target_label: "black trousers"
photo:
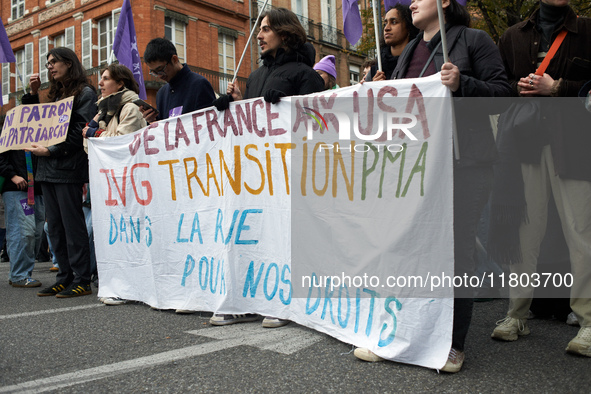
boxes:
[41,182,91,285]
[452,166,493,351]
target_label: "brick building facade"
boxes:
[1,0,367,115]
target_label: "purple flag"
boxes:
[0,17,16,106]
[384,0,465,10]
[343,0,363,46]
[384,0,411,9]
[112,0,147,99]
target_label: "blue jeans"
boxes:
[3,192,45,281]
[44,221,58,267]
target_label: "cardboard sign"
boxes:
[0,96,74,153]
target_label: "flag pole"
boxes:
[372,0,382,72]
[436,0,459,159]
[232,0,270,84]
[15,64,27,94]
[436,0,449,63]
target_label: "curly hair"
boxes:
[259,8,307,52]
[381,4,420,47]
[46,47,95,101]
[101,64,140,94]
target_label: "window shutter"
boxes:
[81,20,92,69]
[65,26,75,51]
[25,43,34,82]
[2,63,10,98]
[111,8,121,63]
[39,36,49,83]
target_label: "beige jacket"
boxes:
[97,89,147,138]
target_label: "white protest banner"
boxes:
[89,73,454,369]
[0,96,74,153]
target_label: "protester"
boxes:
[361,59,377,82]
[0,145,45,288]
[213,7,324,111]
[141,38,216,122]
[83,64,146,139]
[364,4,418,82]
[354,0,512,372]
[313,55,339,90]
[25,47,97,298]
[490,0,591,358]
[212,7,324,328]
[82,64,147,305]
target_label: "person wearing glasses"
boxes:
[141,38,216,123]
[23,47,97,298]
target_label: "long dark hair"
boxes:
[47,47,94,101]
[445,0,471,27]
[379,4,420,48]
[260,8,307,52]
[101,64,140,94]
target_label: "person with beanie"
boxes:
[313,55,339,90]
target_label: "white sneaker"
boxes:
[566,327,591,357]
[440,348,465,373]
[491,316,530,341]
[566,312,580,327]
[103,297,128,306]
[261,316,290,328]
[353,348,384,362]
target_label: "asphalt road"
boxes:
[1,261,589,393]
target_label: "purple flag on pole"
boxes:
[0,17,16,106]
[112,0,147,99]
[342,0,363,46]
[384,0,465,10]
[384,0,411,10]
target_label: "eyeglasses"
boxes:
[45,59,62,69]
[148,61,171,77]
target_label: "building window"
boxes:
[349,64,360,85]
[218,33,235,93]
[11,0,25,20]
[165,17,186,63]
[98,12,120,65]
[54,34,65,48]
[2,64,11,101]
[14,49,25,91]
[321,0,338,44]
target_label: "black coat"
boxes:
[21,86,97,183]
[365,46,399,82]
[0,150,42,194]
[156,64,216,120]
[245,43,325,99]
[392,25,512,167]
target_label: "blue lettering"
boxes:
[337,285,350,328]
[181,254,195,287]
[378,297,402,347]
[235,209,262,245]
[321,279,336,324]
[243,261,264,298]
[279,264,291,305]
[199,256,209,291]
[263,263,279,300]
